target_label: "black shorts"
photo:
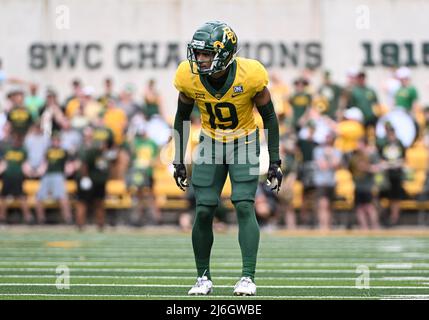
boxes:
[77,179,107,202]
[388,175,404,200]
[316,186,335,201]
[1,177,24,197]
[355,189,373,205]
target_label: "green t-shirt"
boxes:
[24,96,45,121]
[395,86,418,111]
[377,138,405,179]
[46,147,68,173]
[3,146,27,178]
[349,86,378,124]
[7,106,33,135]
[318,83,343,119]
[289,93,312,127]
[82,147,110,183]
[143,103,160,119]
[92,126,114,148]
[131,137,159,176]
[297,138,317,162]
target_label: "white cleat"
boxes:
[188,276,213,295]
[233,277,256,296]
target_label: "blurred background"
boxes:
[1,0,429,231]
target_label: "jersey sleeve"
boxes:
[173,60,190,94]
[251,60,269,95]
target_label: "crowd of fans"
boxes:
[258,66,428,230]
[0,58,428,231]
[0,65,170,230]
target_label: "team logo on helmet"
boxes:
[222,27,237,44]
[213,41,225,49]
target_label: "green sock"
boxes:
[234,201,260,282]
[192,205,217,280]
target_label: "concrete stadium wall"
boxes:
[0,0,428,117]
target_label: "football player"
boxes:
[173,21,282,296]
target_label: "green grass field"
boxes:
[0,226,428,300]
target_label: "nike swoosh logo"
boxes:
[231,93,242,97]
[245,139,256,145]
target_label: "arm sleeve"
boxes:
[256,100,280,163]
[173,97,194,164]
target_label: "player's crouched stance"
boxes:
[172,21,282,296]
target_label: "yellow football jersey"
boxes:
[174,57,269,142]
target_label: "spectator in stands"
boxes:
[334,107,365,162]
[381,66,400,109]
[313,132,342,230]
[277,131,298,229]
[297,120,318,226]
[338,67,358,119]
[5,90,33,138]
[269,72,290,123]
[318,70,343,120]
[349,137,381,230]
[39,89,67,136]
[0,59,28,111]
[75,129,112,231]
[82,86,103,123]
[69,98,90,131]
[126,125,161,225]
[24,83,44,121]
[394,67,419,115]
[118,84,140,119]
[143,79,166,121]
[60,119,82,156]
[24,121,50,178]
[66,86,102,124]
[289,77,312,132]
[255,181,279,229]
[98,77,118,111]
[127,108,147,141]
[91,116,117,169]
[35,133,73,224]
[63,78,83,109]
[348,71,379,129]
[103,98,129,179]
[377,122,405,226]
[0,135,33,224]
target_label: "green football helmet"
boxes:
[187,21,238,75]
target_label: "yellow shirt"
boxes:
[335,120,365,153]
[103,108,127,145]
[270,83,290,116]
[174,57,269,142]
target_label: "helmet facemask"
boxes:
[187,44,235,75]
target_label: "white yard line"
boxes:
[381,295,429,300]
[0,283,428,289]
[0,293,377,299]
[0,275,428,282]
[0,267,428,274]
[376,264,413,269]
[1,261,429,268]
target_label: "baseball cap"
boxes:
[344,107,364,123]
[396,67,411,80]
